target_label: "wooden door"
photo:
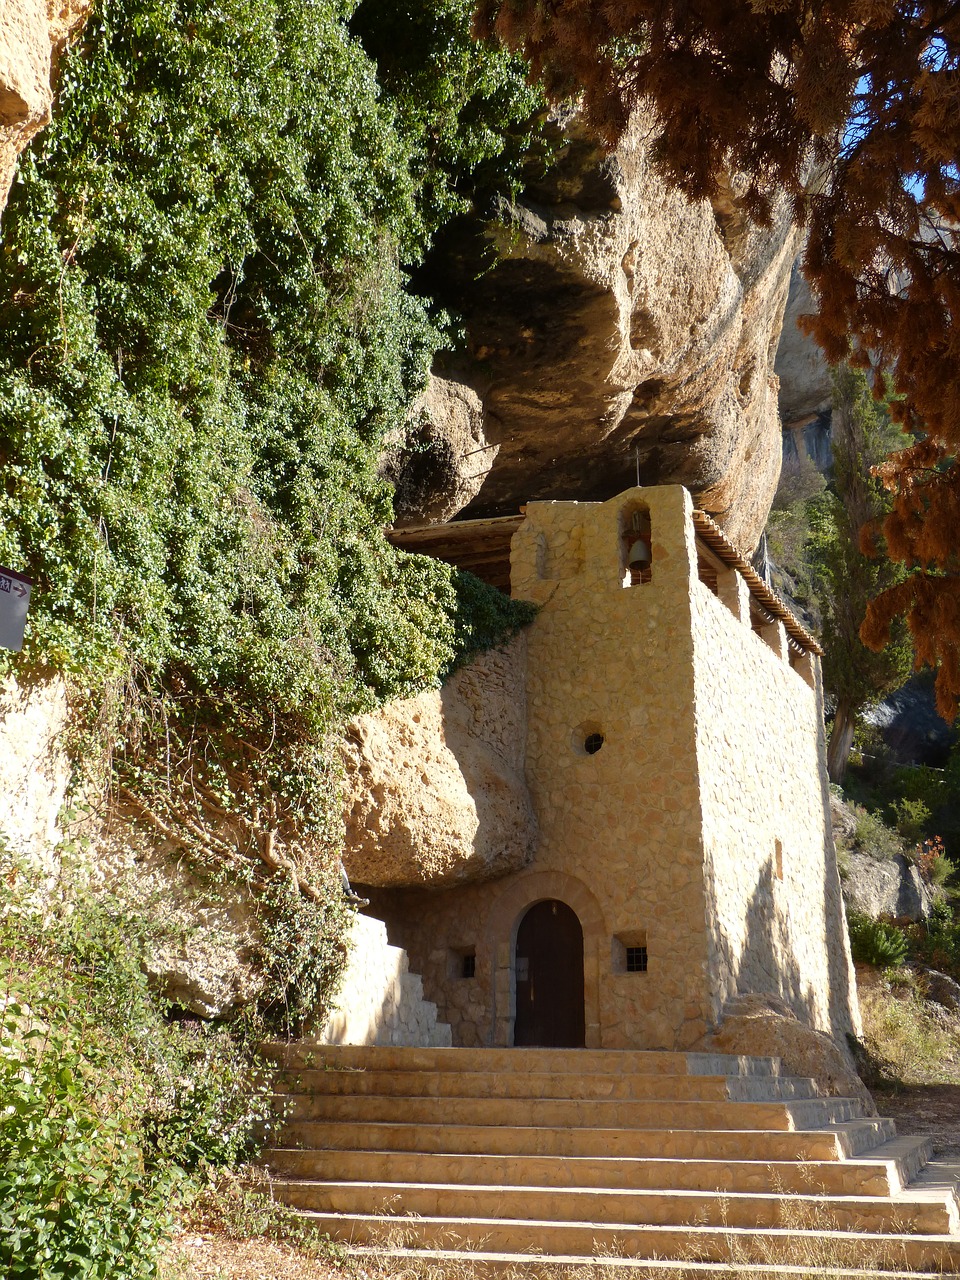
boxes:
[513,899,585,1047]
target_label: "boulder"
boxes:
[699,992,877,1115]
[0,0,90,214]
[97,843,265,1020]
[387,376,498,529]
[842,850,934,923]
[405,109,802,553]
[145,912,263,1020]
[341,636,538,887]
[916,967,960,1014]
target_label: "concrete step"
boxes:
[276,1090,864,1131]
[260,1042,785,1077]
[268,1177,960,1236]
[348,1245,960,1277]
[277,1116,898,1161]
[286,1211,960,1270]
[273,1067,821,1103]
[265,1134,933,1197]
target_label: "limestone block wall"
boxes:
[314,912,452,1048]
[690,584,860,1040]
[509,486,715,1050]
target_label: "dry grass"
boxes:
[164,1228,953,1280]
[858,967,960,1085]
[159,1169,954,1280]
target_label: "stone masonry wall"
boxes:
[690,581,861,1042]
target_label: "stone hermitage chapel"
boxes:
[337,485,861,1054]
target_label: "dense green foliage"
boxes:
[351,0,546,228]
[0,847,294,1278]
[0,12,543,1263]
[847,910,910,968]
[0,0,539,848]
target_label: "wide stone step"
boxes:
[349,1245,960,1278]
[278,1116,897,1161]
[260,1042,785,1078]
[277,1090,863,1131]
[287,1211,960,1270]
[269,1178,960,1236]
[265,1134,933,1197]
[274,1067,821,1103]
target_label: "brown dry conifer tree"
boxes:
[475,0,960,715]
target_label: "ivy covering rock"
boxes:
[0,0,539,890]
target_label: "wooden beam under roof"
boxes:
[387,515,524,593]
[692,509,823,656]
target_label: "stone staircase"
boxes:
[259,1043,960,1275]
[315,914,452,1048]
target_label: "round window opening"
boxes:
[584,732,605,755]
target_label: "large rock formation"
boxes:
[0,0,89,213]
[774,260,832,430]
[341,636,538,887]
[402,112,803,553]
[842,850,935,924]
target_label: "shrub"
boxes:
[0,1001,175,1280]
[858,972,960,1085]
[904,899,960,979]
[851,804,903,861]
[0,848,293,1275]
[890,796,932,845]
[847,910,909,967]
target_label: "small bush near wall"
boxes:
[0,842,348,1276]
[847,910,909,968]
[851,805,904,861]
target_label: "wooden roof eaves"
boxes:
[692,509,824,657]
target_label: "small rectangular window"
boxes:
[625,946,648,973]
[449,946,477,981]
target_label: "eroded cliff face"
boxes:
[0,0,89,212]
[393,112,803,553]
[774,261,832,431]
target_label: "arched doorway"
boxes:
[513,899,585,1047]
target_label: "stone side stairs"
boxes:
[258,1044,960,1275]
[315,914,452,1048]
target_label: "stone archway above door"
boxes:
[486,869,606,1048]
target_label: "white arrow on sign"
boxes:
[0,566,33,652]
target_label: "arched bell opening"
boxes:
[620,502,652,586]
